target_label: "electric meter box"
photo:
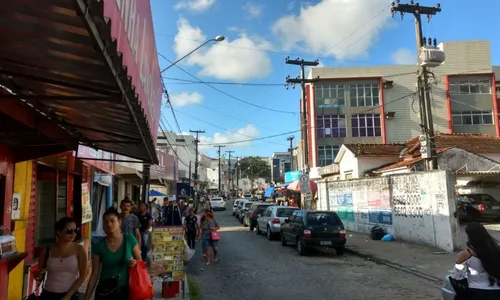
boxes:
[0,226,18,259]
[420,46,445,68]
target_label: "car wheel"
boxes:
[256,224,261,235]
[266,226,273,240]
[335,247,344,255]
[297,238,306,256]
[281,232,287,246]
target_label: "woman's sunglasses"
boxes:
[65,228,79,234]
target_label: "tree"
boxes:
[238,156,271,182]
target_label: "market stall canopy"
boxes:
[0,0,162,164]
[149,189,166,197]
[287,180,318,193]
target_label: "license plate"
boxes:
[493,206,500,210]
[320,241,332,246]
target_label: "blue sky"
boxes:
[151,0,500,158]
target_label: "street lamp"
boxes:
[287,135,295,171]
[160,35,225,73]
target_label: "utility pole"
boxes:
[391,1,441,170]
[188,161,192,185]
[190,129,205,208]
[225,150,234,195]
[215,145,225,192]
[286,57,319,210]
[287,135,295,171]
[235,157,240,196]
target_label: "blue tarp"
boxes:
[264,187,275,198]
[149,189,166,197]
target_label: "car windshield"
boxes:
[276,208,298,218]
[238,202,246,208]
[244,202,252,208]
[307,213,341,226]
[255,205,269,213]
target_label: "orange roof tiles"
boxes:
[343,143,405,157]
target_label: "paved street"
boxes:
[187,203,443,300]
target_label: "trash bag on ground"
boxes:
[370,225,386,241]
[381,233,393,241]
[184,240,195,262]
[129,261,154,300]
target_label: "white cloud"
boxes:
[272,0,392,60]
[173,18,272,81]
[170,92,203,107]
[391,48,416,65]
[243,2,264,19]
[199,125,260,150]
[174,0,215,12]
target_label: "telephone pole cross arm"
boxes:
[391,1,441,171]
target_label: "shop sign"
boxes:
[77,146,114,174]
[81,183,93,224]
[150,226,185,281]
[151,148,178,181]
[104,0,163,144]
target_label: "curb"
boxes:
[344,247,443,283]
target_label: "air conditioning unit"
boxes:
[420,46,445,68]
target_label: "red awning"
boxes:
[0,0,162,164]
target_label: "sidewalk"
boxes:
[78,274,190,299]
[344,230,456,282]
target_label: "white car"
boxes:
[233,198,246,216]
[244,193,252,199]
[210,197,226,211]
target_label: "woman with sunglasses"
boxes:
[36,217,88,300]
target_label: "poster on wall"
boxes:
[176,182,190,201]
[150,226,185,281]
[11,193,21,220]
[81,183,93,224]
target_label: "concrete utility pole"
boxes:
[225,150,234,193]
[286,57,319,210]
[391,1,441,170]
[235,157,240,195]
[215,145,225,192]
[287,135,295,171]
[190,129,205,208]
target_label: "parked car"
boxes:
[235,200,249,219]
[280,210,346,256]
[239,201,254,223]
[257,206,300,240]
[457,193,500,221]
[441,275,455,300]
[243,202,273,229]
[233,199,245,216]
[210,197,226,211]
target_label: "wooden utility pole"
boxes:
[286,57,319,210]
[391,1,441,170]
[225,150,234,194]
[214,145,225,192]
[287,135,295,171]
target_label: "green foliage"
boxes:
[188,277,202,300]
[238,156,271,180]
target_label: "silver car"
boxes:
[441,275,455,300]
[256,206,300,240]
[232,199,245,216]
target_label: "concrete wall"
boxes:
[318,170,460,252]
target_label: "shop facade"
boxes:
[1,1,162,299]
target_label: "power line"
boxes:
[157,52,297,115]
[172,108,288,147]
[199,130,301,146]
[163,77,284,86]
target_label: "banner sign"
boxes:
[150,226,185,281]
[81,183,93,224]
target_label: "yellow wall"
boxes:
[8,161,33,300]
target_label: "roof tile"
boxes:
[405,133,500,156]
[343,143,405,157]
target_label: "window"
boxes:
[350,84,380,107]
[306,212,341,226]
[317,145,340,167]
[315,84,345,108]
[351,114,382,137]
[451,111,493,125]
[316,115,347,138]
[294,212,304,224]
[276,207,298,218]
[449,80,491,94]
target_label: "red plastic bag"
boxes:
[129,261,154,300]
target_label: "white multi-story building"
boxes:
[157,131,196,180]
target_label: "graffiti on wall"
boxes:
[392,175,426,218]
[337,206,355,222]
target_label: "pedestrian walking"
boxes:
[184,208,198,249]
[119,199,141,247]
[451,222,500,299]
[83,208,142,300]
[198,211,220,265]
[35,217,88,300]
[137,203,152,261]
